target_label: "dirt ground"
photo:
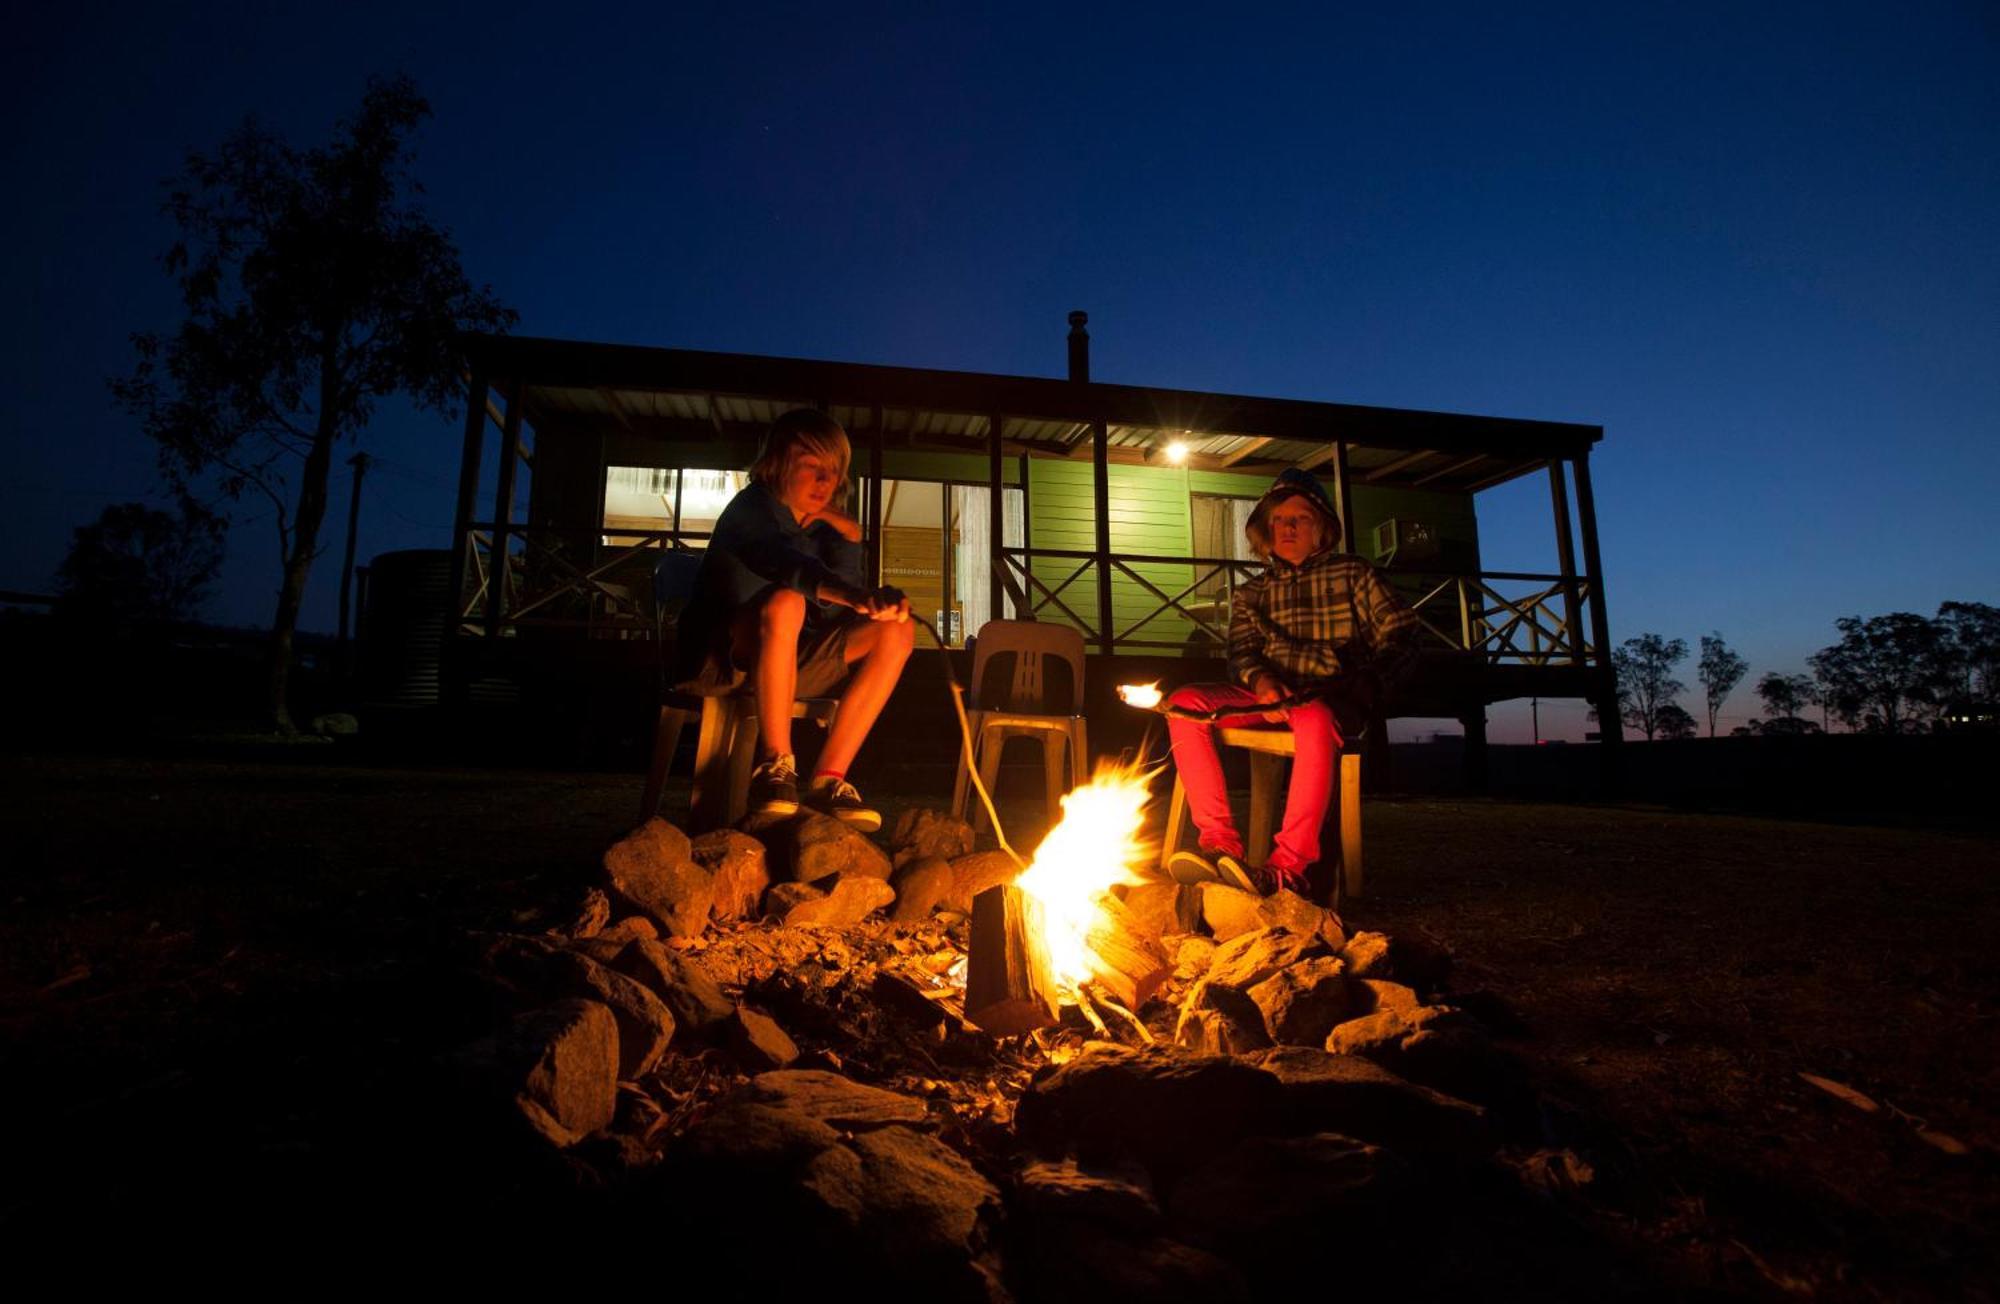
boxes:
[2,750,1994,1296]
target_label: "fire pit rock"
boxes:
[738,1068,932,1128]
[491,998,619,1147]
[545,950,677,1079]
[602,818,715,939]
[663,1079,1003,1300]
[555,886,613,939]
[1203,925,1334,992]
[1174,979,1274,1055]
[1246,955,1351,1046]
[612,937,735,1041]
[689,829,770,922]
[890,807,975,868]
[774,812,894,883]
[1165,1132,1414,1266]
[763,873,896,926]
[1015,1042,1287,1177]
[1199,883,1344,949]
[945,849,1023,912]
[1339,929,1454,992]
[1248,1045,1492,1159]
[727,1006,801,1070]
[888,855,955,922]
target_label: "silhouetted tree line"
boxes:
[1606,602,1998,741]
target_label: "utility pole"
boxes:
[337,452,372,673]
[1532,696,1541,744]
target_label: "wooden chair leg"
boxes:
[953,708,985,824]
[974,725,1006,837]
[1340,752,1364,899]
[951,750,971,823]
[1040,731,1065,826]
[1160,775,1190,870]
[726,709,762,827]
[689,698,735,833]
[640,705,689,823]
[1247,752,1283,866]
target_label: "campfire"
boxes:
[462,751,1536,1299]
[964,760,1169,1041]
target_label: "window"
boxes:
[870,479,1023,647]
[1189,493,1258,602]
[602,466,748,546]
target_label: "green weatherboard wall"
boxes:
[1020,461,1481,653]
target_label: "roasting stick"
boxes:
[908,611,1029,873]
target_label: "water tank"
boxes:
[358,549,452,705]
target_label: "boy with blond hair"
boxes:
[672,408,914,830]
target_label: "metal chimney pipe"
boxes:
[1067,310,1090,383]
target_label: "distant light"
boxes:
[1164,441,1190,464]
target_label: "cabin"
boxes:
[440,315,1618,777]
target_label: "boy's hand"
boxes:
[1252,673,1288,723]
[860,586,911,623]
[803,508,863,542]
[839,583,909,622]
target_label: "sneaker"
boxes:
[748,754,799,816]
[804,775,881,833]
[1168,846,1250,888]
[1214,856,1280,896]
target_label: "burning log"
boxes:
[965,884,1061,1037]
[1082,893,1171,1011]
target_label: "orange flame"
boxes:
[1012,759,1156,991]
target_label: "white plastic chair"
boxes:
[950,620,1088,830]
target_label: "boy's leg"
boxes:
[816,616,917,774]
[1271,699,1342,877]
[729,588,805,759]
[1165,682,1268,857]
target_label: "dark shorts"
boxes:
[676,617,857,700]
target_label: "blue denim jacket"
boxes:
[671,481,865,682]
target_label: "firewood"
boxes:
[1083,893,1171,1011]
[965,884,1061,1037]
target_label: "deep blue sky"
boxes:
[5,2,1995,738]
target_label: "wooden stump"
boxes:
[966,884,1061,1037]
[1083,893,1172,1010]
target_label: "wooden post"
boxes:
[486,382,524,638]
[867,403,885,587]
[445,369,488,705]
[1460,704,1489,793]
[1082,894,1170,1010]
[1331,440,1355,553]
[1571,450,1623,778]
[966,884,1061,1036]
[1548,460,1582,666]
[1092,420,1113,655]
[1338,752,1363,900]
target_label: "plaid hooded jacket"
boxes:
[1226,547,1422,697]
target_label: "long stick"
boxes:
[911,612,1027,872]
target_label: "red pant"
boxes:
[1166,682,1343,874]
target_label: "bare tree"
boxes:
[113,75,515,732]
[1697,633,1748,737]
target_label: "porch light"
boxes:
[1164,440,1190,464]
